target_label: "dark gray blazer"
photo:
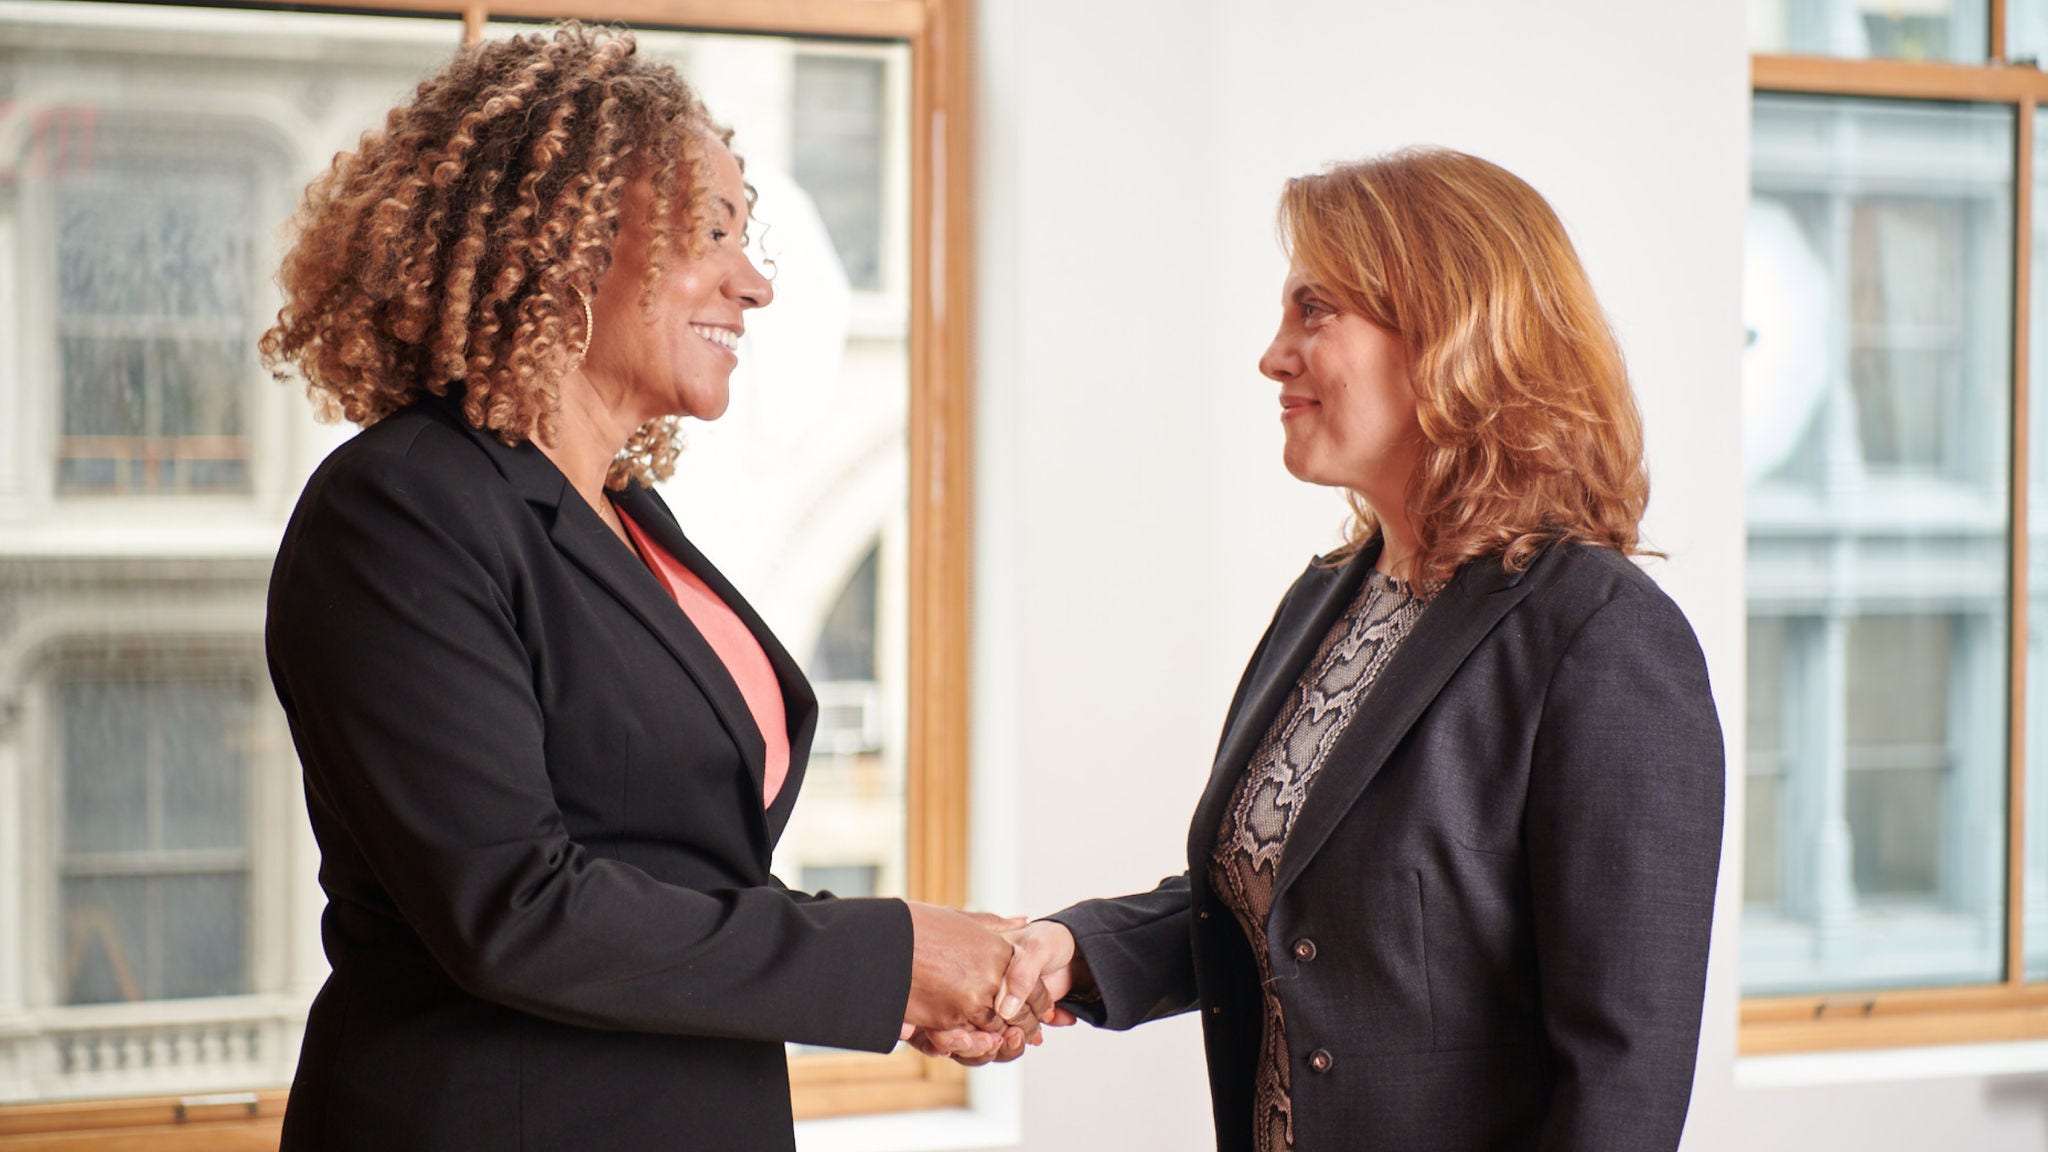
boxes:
[1050,539,1723,1152]
[267,396,913,1151]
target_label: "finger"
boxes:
[944,1027,1000,1058]
[1045,1005,1080,1027]
[900,1022,916,1042]
[954,1028,1001,1060]
[1022,978,1053,1024]
[991,1025,1029,1063]
[904,1030,947,1058]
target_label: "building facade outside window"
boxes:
[1745,0,2048,1050]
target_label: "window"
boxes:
[57,664,255,1007]
[1743,0,2048,1051]
[0,0,972,1142]
[793,55,890,292]
[55,143,260,494]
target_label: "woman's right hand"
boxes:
[902,903,1045,1045]
[906,920,1089,1066]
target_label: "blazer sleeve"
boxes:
[1525,585,1725,1152]
[1045,874,1200,1031]
[267,449,913,1052]
[1041,585,1296,1033]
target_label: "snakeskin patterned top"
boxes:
[1208,568,1427,1152]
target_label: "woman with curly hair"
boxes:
[260,24,1036,1151]
[978,150,1725,1152]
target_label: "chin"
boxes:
[1280,446,1338,489]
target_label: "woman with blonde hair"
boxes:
[984,148,1724,1151]
[260,23,1037,1151]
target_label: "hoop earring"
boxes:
[566,285,594,373]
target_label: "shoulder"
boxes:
[293,403,527,529]
[1508,544,1710,698]
[1525,540,1681,619]
[278,403,529,581]
[1486,542,1703,666]
[313,403,504,492]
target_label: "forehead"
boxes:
[1280,266,1322,300]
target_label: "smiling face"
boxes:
[578,136,772,426]
[1258,266,1425,509]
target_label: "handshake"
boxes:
[897,903,1091,1065]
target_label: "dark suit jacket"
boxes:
[1051,539,1724,1152]
[265,396,913,1151]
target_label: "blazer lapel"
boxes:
[1270,553,1535,902]
[617,484,821,840]
[426,402,774,816]
[1187,544,1380,865]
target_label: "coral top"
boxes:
[617,508,790,807]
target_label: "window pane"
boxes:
[1744,94,2012,996]
[604,27,915,910]
[55,148,261,494]
[2025,109,2048,981]
[2007,2,2048,61]
[1751,0,1989,61]
[1747,618,1788,906]
[158,678,252,853]
[60,874,247,1005]
[792,55,888,290]
[1,0,458,1104]
[61,681,151,856]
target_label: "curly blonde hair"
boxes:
[260,22,733,488]
[1279,148,1652,583]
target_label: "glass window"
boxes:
[1744,93,2013,996]
[1750,0,1990,61]
[792,53,889,291]
[604,26,914,907]
[55,145,261,494]
[2025,108,2048,981]
[57,668,254,1005]
[0,0,458,1109]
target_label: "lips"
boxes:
[1280,394,1319,418]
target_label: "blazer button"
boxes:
[1199,910,1211,920]
[1292,938,1317,962]
[1307,1048,1334,1073]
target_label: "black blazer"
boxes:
[265,396,913,1151]
[1051,540,1724,1152]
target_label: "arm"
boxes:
[270,451,915,1052]
[1526,587,1725,1152]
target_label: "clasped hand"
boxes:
[898,904,1085,1065]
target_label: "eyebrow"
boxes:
[1288,281,1326,305]
[716,196,739,223]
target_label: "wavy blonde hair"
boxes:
[259,22,733,488]
[1280,148,1651,582]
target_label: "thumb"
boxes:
[996,932,1052,1021]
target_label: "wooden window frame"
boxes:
[0,0,974,1143]
[1743,1,2048,1056]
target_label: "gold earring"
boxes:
[567,285,594,372]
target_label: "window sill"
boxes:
[796,1064,1017,1152]
[1737,1038,2048,1088]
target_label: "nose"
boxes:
[731,252,774,310]
[1259,331,1296,383]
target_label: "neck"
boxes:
[1372,507,1421,584]
[541,369,642,510]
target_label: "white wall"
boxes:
[971,0,1750,1148]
